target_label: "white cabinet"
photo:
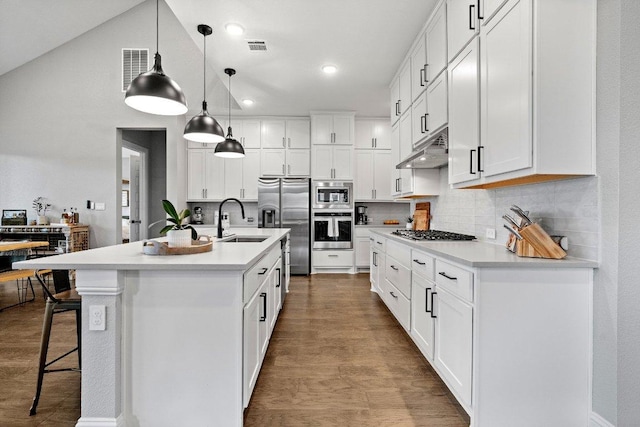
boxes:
[224,149,260,200]
[425,2,448,83]
[187,149,224,201]
[410,73,448,147]
[433,286,473,407]
[355,150,392,201]
[311,113,354,145]
[311,145,353,180]
[261,119,311,177]
[411,273,436,361]
[398,112,413,194]
[389,77,401,124]
[369,236,385,294]
[242,277,265,408]
[481,0,509,24]
[268,260,282,332]
[355,237,370,268]
[447,0,479,63]
[261,120,287,148]
[390,122,401,198]
[312,250,354,268]
[448,38,480,185]
[261,119,310,149]
[261,148,310,177]
[215,119,261,149]
[286,149,311,176]
[410,35,427,103]
[355,119,391,150]
[389,59,412,124]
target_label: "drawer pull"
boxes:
[260,292,267,321]
[412,259,426,266]
[276,268,281,287]
[258,267,268,275]
[425,287,432,313]
[430,292,437,318]
[390,265,398,271]
[328,254,339,258]
[376,241,383,245]
[438,271,457,281]
[390,291,398,299]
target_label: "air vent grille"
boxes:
[247,40,267,51]
[122,48,149,92]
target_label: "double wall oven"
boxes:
[312,181,353,249]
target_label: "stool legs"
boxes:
[29,300,55,416]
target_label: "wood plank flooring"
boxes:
[0,273,469,426]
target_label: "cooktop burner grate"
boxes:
[391,229,476,241]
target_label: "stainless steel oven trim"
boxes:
[312,181,353,210]
[312,211,354,250]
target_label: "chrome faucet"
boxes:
[217,198,245,238]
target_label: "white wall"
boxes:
[0,0,200,248]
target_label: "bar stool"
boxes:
[29,270,81,416]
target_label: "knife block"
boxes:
[516,223,567,259]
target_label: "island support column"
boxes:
[75,270,125,427]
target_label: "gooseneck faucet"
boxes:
[217,198,245,238]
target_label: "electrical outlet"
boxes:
[486,228,496,239]
[95,202,106,211]
[89,305,106,331]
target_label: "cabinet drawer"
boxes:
[411,250,435,280]
[435,259,474,303]
[244,245,281,303]
[385,239,411,268]
[384,280,411,331]
[370,235,386,252]
[313,250,354,268]
[355,227,372,237]
[385,255,411,299]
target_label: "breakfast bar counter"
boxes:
[15,228,290,427]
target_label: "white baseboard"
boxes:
[590,411,615,427]
[76,414,125,427]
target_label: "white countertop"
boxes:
[14,228,289,271]
[371,230,598,269]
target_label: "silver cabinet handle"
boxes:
[288,137,291,148]
[371,138,375,148]
[282,137,286,147]
[374,189,376,199]
[288,164,291,175]
[371,189,374,199]
[328,254,338,257]
[282,164,285,174]
[374,137,377,148]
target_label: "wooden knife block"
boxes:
[515,223,567,259]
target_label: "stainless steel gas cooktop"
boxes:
[391,229,476,241]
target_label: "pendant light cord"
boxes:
[203,31,206,102]
[228,72,231,127]
[156,0,159,54]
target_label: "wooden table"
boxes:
[0,241,49,252]
[0,241,49,311]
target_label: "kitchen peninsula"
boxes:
[15,228,290,427]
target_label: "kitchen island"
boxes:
[16,228,290,427]
[369,229,598,427]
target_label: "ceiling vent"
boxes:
[246,40,267,51]
[122,48,149,92]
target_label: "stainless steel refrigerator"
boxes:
[258,177,310,275]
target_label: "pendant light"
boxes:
[214,68,245,158]
[124,0,188,116]
[183,25,225,143]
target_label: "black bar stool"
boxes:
[29,269,81,416]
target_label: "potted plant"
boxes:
[32,197,52,225]
[406,216,414,230]
[156,200,197,247]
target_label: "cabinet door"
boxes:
[410,34,427,102]
[261,120,286,149]
[448,38,480,185]
[243,288,262,408]
[332,115,354,145]
[355,150,374,200]
[241,120,262,149]
[447,0,478,63]
[333,146,353,180]
[311,145,333,179]
[224,156,243,199]
[411,275,435,361]
[411,92,428,147]
[269,267,279,332]
[426,72,448,134]
[434,286,473,407]
[399,112,414,194]
[355,237,370,267]
[187,150,206,200]
[205,151,225,200]
[482,0,509,24]
[390,123,401,197]
[426,2,448,82]
[261,149,286,176]
[286,149,310,176]
[286,120,310,149]
[373,150,392,201]
[242,149,261,200]
[311,115,333,145]
[258,284,270,358]
[481,0,532,178]
[390,77,401,124]
[373,120,391,150]
[355,120,375,149]
[370,244,378,289]
[399,59,412,116]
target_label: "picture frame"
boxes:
[122,190,129,207]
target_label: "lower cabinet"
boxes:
[312,250,354,268]
[411,273,435,361]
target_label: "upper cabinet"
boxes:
[186,119,260,149]
[411,72,448,147]
[447,0,479,64]
[355,119,391,150]
[389,59,412,125]
[261,119,310,149]
[411,2,448,104]
[311,113,354,145]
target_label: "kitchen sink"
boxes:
[219,236,269,243]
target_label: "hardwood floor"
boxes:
[0,273,469,426]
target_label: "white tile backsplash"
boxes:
[411,169,599,261]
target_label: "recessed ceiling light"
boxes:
[242,99,254,106]
[322,64,338,74]
[225,23,244,35]
[420,157,426,161]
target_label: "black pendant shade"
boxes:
[214,68,245,158]
[125,0,187,116]
[184,24,225,143]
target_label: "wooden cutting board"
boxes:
[413,202,430,231]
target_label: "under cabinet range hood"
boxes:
[397,128,449,169]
